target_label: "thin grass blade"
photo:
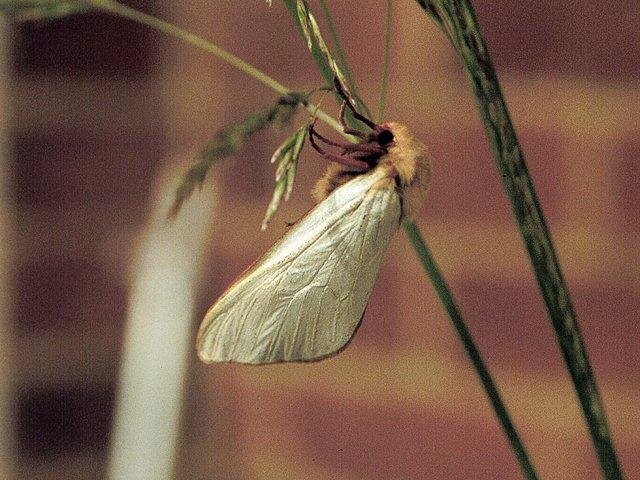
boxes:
[262,123,307,228]
[416,2,624,479]
[295,0,355,105]
[377,0,393,122]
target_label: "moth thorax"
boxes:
[384,122,431,220]
[313,122,431,220]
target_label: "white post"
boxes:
[107,163,215,480]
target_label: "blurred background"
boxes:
[1,1,639,479]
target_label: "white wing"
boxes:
[197,168,401,364]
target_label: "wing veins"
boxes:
[265,202,365,359]
[198,172,403,363]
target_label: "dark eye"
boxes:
[377,129,394,145]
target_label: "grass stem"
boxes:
[87,0,343,134]
[317,0,371,118]
[377,0,392,122]
[404,222,539,480]
[417,2,624,478]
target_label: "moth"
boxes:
[197,86,431,364]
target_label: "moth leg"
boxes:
[339,102,367,139]
[334,77,378,130]
[341,142,386,155]
[309,123,385,155]
[308,122,355,149]
[309,126,370,171]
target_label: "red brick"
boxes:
[454,276,640,381]
[573,284,640,382]
[169,2,319,87]
[232,383,640,479]
[302,399,521,479]
[616,440,640,480]
[418,127,565,225]
[12,0,157,76]
[196,257,240,323]
[315,1,390,87]
[13,133,163,211]
[16,385,114,457]
[454,276,564,372]
[238,390,523,479]
[179,367,247,480]
[476,1,640,77]
[14,259,127,332]
[335,253,403,351]
[615,136,640,232]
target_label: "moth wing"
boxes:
[197,169,401,364]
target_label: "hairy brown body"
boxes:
[313,122,431,220]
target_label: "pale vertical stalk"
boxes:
[0,19,13,480]
[107,163,216,480]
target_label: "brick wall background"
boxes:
[6,1,640,479]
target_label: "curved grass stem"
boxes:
[87,0,343,134]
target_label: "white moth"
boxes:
[197,99,431,364]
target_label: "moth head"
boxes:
[372,125,395,148]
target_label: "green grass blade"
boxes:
[0,0,91,21]
[317,0,371,118]
[377,0,392,122]
[283,0,366,130]
[416,2,624,479]
[283,0,334,85]
[404,221,540,480]
[295,1,351,95]
[263,123,307,229]
[317,0,354,87]
[286,2,539,477]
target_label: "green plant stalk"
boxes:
[282,0,361,130]
[319,0,355,81]
[283,0,337,103]
[404,222,539,480]
[286,3,539,479]
[416,1,623,479]
[377,0,392,123]
[317,0,371,118]
[318,0,354,86]
[82,3,538,476]
[86,0,343,134]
